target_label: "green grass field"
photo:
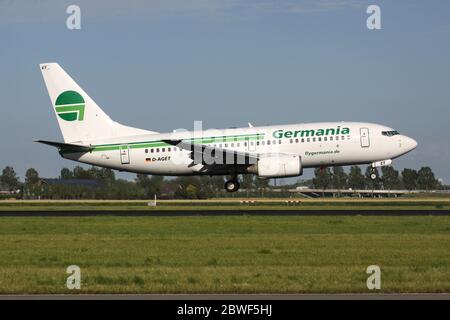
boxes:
[0,198,449,211]
[0,215,450,294]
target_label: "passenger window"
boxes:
[336,136,339,141]
[295,138,299,143]
[168,147,171,152]
[156,148,160,152]
[307,138,310,142]
[231,143,234,147]
[289,139,293,144]
[301,138,305,143]
[342,136,345,140]
[330,137,333,141]
[318,137,321,142]
[145,149,148,153]
[324,137,327,141]
[312,138,316,142]
[278,140,282,144]
[151,148,154,153]
[162,148,165,152]
[267,140,271,145]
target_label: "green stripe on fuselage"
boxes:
[91,133,265,152]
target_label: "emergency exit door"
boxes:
[360,128,370,148]
[119,144,130,164]
[247,138,257,152]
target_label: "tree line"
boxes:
[0,164,445,200]
[0,166,236,200]
[311,165,441,191]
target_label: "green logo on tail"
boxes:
[55,91,85,121]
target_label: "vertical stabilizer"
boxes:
[40,63,156,143]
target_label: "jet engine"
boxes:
[247,154,302,178]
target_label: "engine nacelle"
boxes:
[248,154,302,178]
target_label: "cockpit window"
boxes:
[382,130,400,137]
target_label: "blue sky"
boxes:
[1,0,449,183]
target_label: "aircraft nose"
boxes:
[404,136,418,151]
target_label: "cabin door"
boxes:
[119,144,130,164]
[247,138,257,152]
[360,128,370,148]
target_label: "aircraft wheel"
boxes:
[225,180,240,192]
[370,173,377,180]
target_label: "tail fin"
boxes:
[39,63,156,143]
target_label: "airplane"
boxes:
[36,63,418,192]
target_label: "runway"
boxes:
[0,209,449,216]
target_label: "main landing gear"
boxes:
[225,179,240,192]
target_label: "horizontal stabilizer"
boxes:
[34,140,92,153]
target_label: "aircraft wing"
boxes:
[34,140,93,153]
[162,139,258,166]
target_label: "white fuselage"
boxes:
[61,121,417,177]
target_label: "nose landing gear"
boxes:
[369,167,378,180]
